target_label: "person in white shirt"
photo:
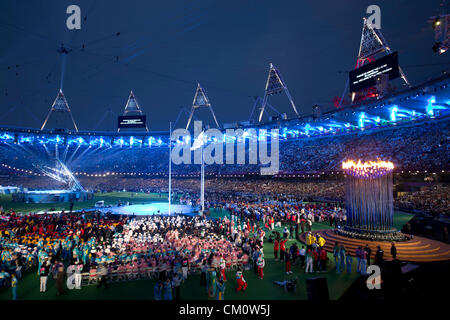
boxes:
[307,218,312,231]
[74,261,83,289]
[299,246,306,267]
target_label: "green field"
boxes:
[0,192,414,300]
[0,227,359,300]
[0,192,171,214]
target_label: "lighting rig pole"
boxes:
[200,140,205,215]
[168,122,172,215]
[190,126,206,215]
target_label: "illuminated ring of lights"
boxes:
[342,159,394,178]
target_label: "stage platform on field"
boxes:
[98,202,196,216]
[12,189,93,204]
[299,229,450,262]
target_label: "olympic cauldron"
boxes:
[338,159,408,241]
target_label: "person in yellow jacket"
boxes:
[306,232,316,250]
[317,234,326,248]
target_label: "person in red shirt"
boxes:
[319,248,328,272]
[236,271,247,292]
[280,239,288,261]
[285,251,292,274]
[273,239,279,260]
[256,256,265,280]
[312,249,319,271]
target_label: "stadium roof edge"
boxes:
[0,72,449,137]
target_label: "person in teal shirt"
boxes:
[66,240,73,260]
[37,239,44,250]
[26,253,36,269]
[1,249,11,265]
[11,273,18,300]
[107,255,115,264]
[82,245,90,265]
[154,281,162,300]
[206,269,216,294]
[37,250,47,275]
[346,254,353,273]
[208,270,217,300]
[0,269,10,288]
[216,278,225,300]
[339,245,346,273]
[61,239,68,260]
[333,242,340,273]
[163,278,172,300]
[72,247,78,261]
[52,240,60,256]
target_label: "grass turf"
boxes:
[0,242,359,300]
[0,192,170,214]
[0,193,414,300]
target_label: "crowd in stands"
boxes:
[396,184,450,216]
[1,172,449,218]
[1,118,449,176]
[280,119,449,173]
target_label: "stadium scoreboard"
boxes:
[117,115,147,129]
[349,52,400,92]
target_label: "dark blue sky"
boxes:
[0,0,449,130]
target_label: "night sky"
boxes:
[0,0,449,131]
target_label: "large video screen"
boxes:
[349,52,400,92]
[117,115,147,128]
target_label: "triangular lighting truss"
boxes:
[41,89,78,132]
[186,83,220,130]
[258,63,299,122]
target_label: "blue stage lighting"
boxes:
[19,136,33,144]
[427,96,436,116]
[304,123,312,135]
[0,133,13,141]
[116,138,124,147]
[359,112,365,128]
[390,105,398,122]
[257,132,266,141]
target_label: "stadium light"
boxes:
[390,106,398,122]
[427,96,436,116]
[359,112,366,128]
